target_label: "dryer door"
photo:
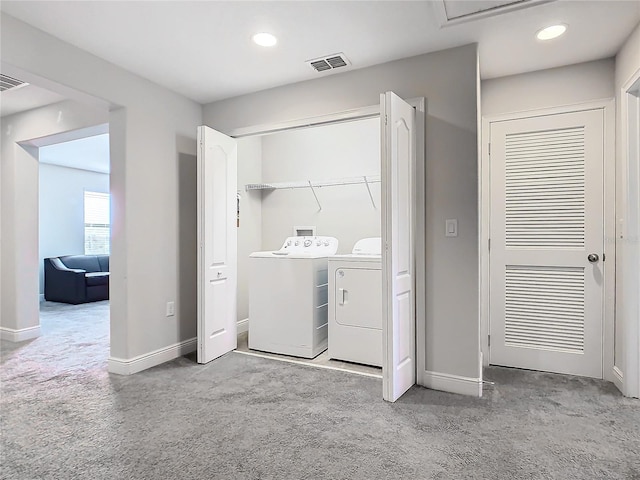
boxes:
[335,267,382,329]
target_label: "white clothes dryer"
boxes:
[328,238,382,367]
[248,236,338,358]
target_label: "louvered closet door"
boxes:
[489,109,604,378]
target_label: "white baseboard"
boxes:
[237,318,248,334]
[0,325,41,342]
[612,365,624,393]
[108,337,197,375]
[420,370,483,397]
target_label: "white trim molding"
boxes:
[613,366,624,393]
[431,0,552,28]
[0,325,41,342]
[620,68,640,399]
[108,337,197,375]
[421,370,483,397]
[228,105,380,138]
[237,318,248,334]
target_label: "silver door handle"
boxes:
[338,288,348,305]
[587,253,599,263]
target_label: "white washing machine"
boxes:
[248,236,339,358]
[328,237,382,367]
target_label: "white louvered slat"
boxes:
[505,126,585,248]
[504,266,585,353]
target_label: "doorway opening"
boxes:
[37,126,111,367]
[235,116,384,379]
[197,95,427,402]
[8,123,112,369]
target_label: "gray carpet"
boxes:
[1,302,639,479]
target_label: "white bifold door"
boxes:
[381,91,417,402]
[489,109,604,378]
[197,126,238,364]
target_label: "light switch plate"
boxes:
[445,219,458,237]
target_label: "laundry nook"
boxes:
[217,117,389,372]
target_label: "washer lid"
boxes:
[352,237,381,255]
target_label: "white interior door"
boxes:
[381,91,416,402]
[489,109,604,378]
[197,125,238,364]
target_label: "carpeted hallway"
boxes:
[1,302,639,479]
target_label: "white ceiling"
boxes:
[0,83,66,117]
[39,134,110,174]
[0,1,639,105]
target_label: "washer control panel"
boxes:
[278,236,338,256]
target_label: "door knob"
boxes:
[587,253,599,263]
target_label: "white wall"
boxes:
[204,45,480,383]
[236,136,263,322]
[38,163,109,294]
[1,13,202,368]
[615,22,640,390]
[1,100,108,334]
[259,118,380,253]
[482,58,615,116]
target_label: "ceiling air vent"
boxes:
[307,53,351,73]
[0,74,28,92]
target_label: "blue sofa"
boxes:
[44,255,109,304]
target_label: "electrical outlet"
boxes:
[166,301,175,317]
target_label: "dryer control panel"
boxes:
[278,236,339,256]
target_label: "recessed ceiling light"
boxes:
[252,32,277,47]
[536,24,567,41]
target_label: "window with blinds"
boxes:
[84,191,110,255]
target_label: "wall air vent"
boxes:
[0,74,28,92]
[307,53,351,73]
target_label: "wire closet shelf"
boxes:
[245,175,380,210]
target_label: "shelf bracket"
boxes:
[363,176,376,209]
[308,180,322,211]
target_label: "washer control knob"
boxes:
[304,239,312,247]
